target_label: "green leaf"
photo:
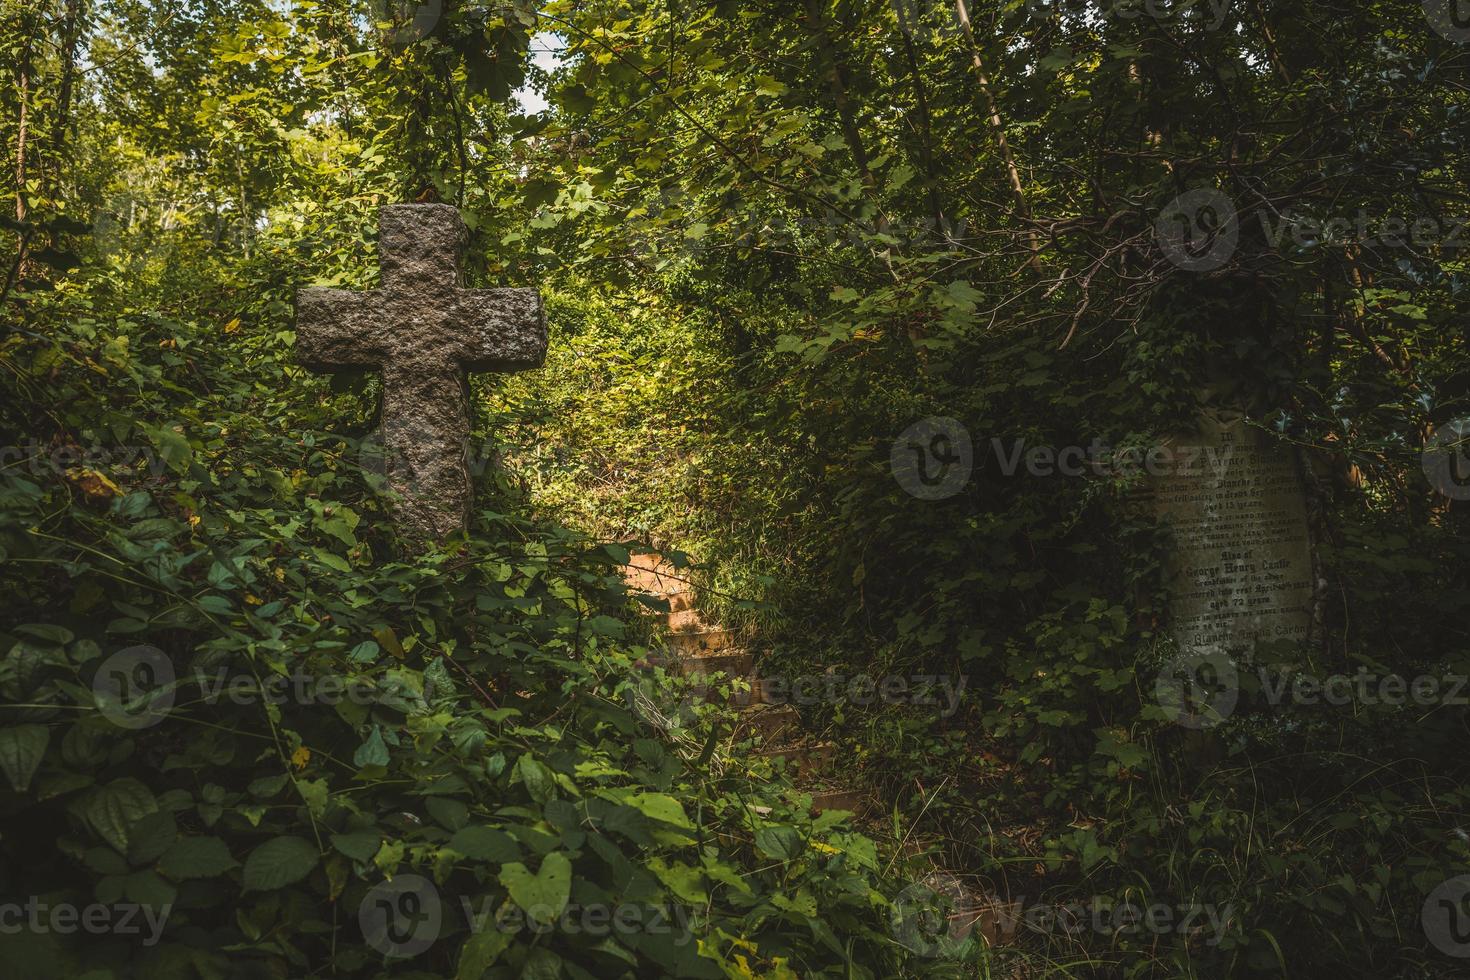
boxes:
[754,826,805,861]
[0,724,49,792]
[124,870,177,907]
[159,836,237,879]
[514,754,556,804]
[456,930,514,979]
[353,728,390,768]
[242,836,318,891]
[142,424,192,475]
[81,778,158,853]
[127,810,178,865]
[648,857,708,904]
[498,852,572,925]
[447,826,520,863]
[330,831,382,862]
[625,792,693,830]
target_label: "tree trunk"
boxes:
[802,0,876,194]
[954,0,1039,263]
[894,1,947,232]
[48,0,85,199]
[14,33,31,226]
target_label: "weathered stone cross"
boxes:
[295,204,547,540]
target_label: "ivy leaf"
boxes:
[754,826,805,861]
[498,852,572,925]
[80,778,158,853]
[447,826,520,863]
[242,836,319,891]
[514,754,556,804]
[159,836,238,879]
[0,724,50,792]
[127,810,178,865]
[457,930,514,979]
[330,831,382,863]
[617,791,694,831]
[353,728,390,768]
[648,857,708,904]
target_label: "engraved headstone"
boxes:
[294,204,548,540]
[1153,408,1316,657]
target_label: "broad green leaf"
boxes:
[81,778,158,853]
[456,930,513,979]
[447,826,520,863]
[498,852,571,925]
[159,836,237,879]
[242,836,318,891]
[353,728,389,768]
[754,826,804,861]
[0,724,49,792]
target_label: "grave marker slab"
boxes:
[294,204,547,540]
[1152,408,1316,656]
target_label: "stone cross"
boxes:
[295,204,547,540]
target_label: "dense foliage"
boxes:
[3,0,1470,977]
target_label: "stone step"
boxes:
[738,703,800,741]
[756,740,835,775]
[621,555,693,598]
[667,608,705,632]
[676,649,755,681]
[665,628,738,656]
[808,788,870,815]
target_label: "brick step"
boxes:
[665,628,739,656]
[676,649,755,681]
[667,608,705,632]
[756,740,835,775]
[737,703,800,741]
[808,788,869,815]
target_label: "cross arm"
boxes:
[295,287,386,373]
[454,287,549,372]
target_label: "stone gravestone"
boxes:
[1150,406,1316,657]
[294,204,548,540]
